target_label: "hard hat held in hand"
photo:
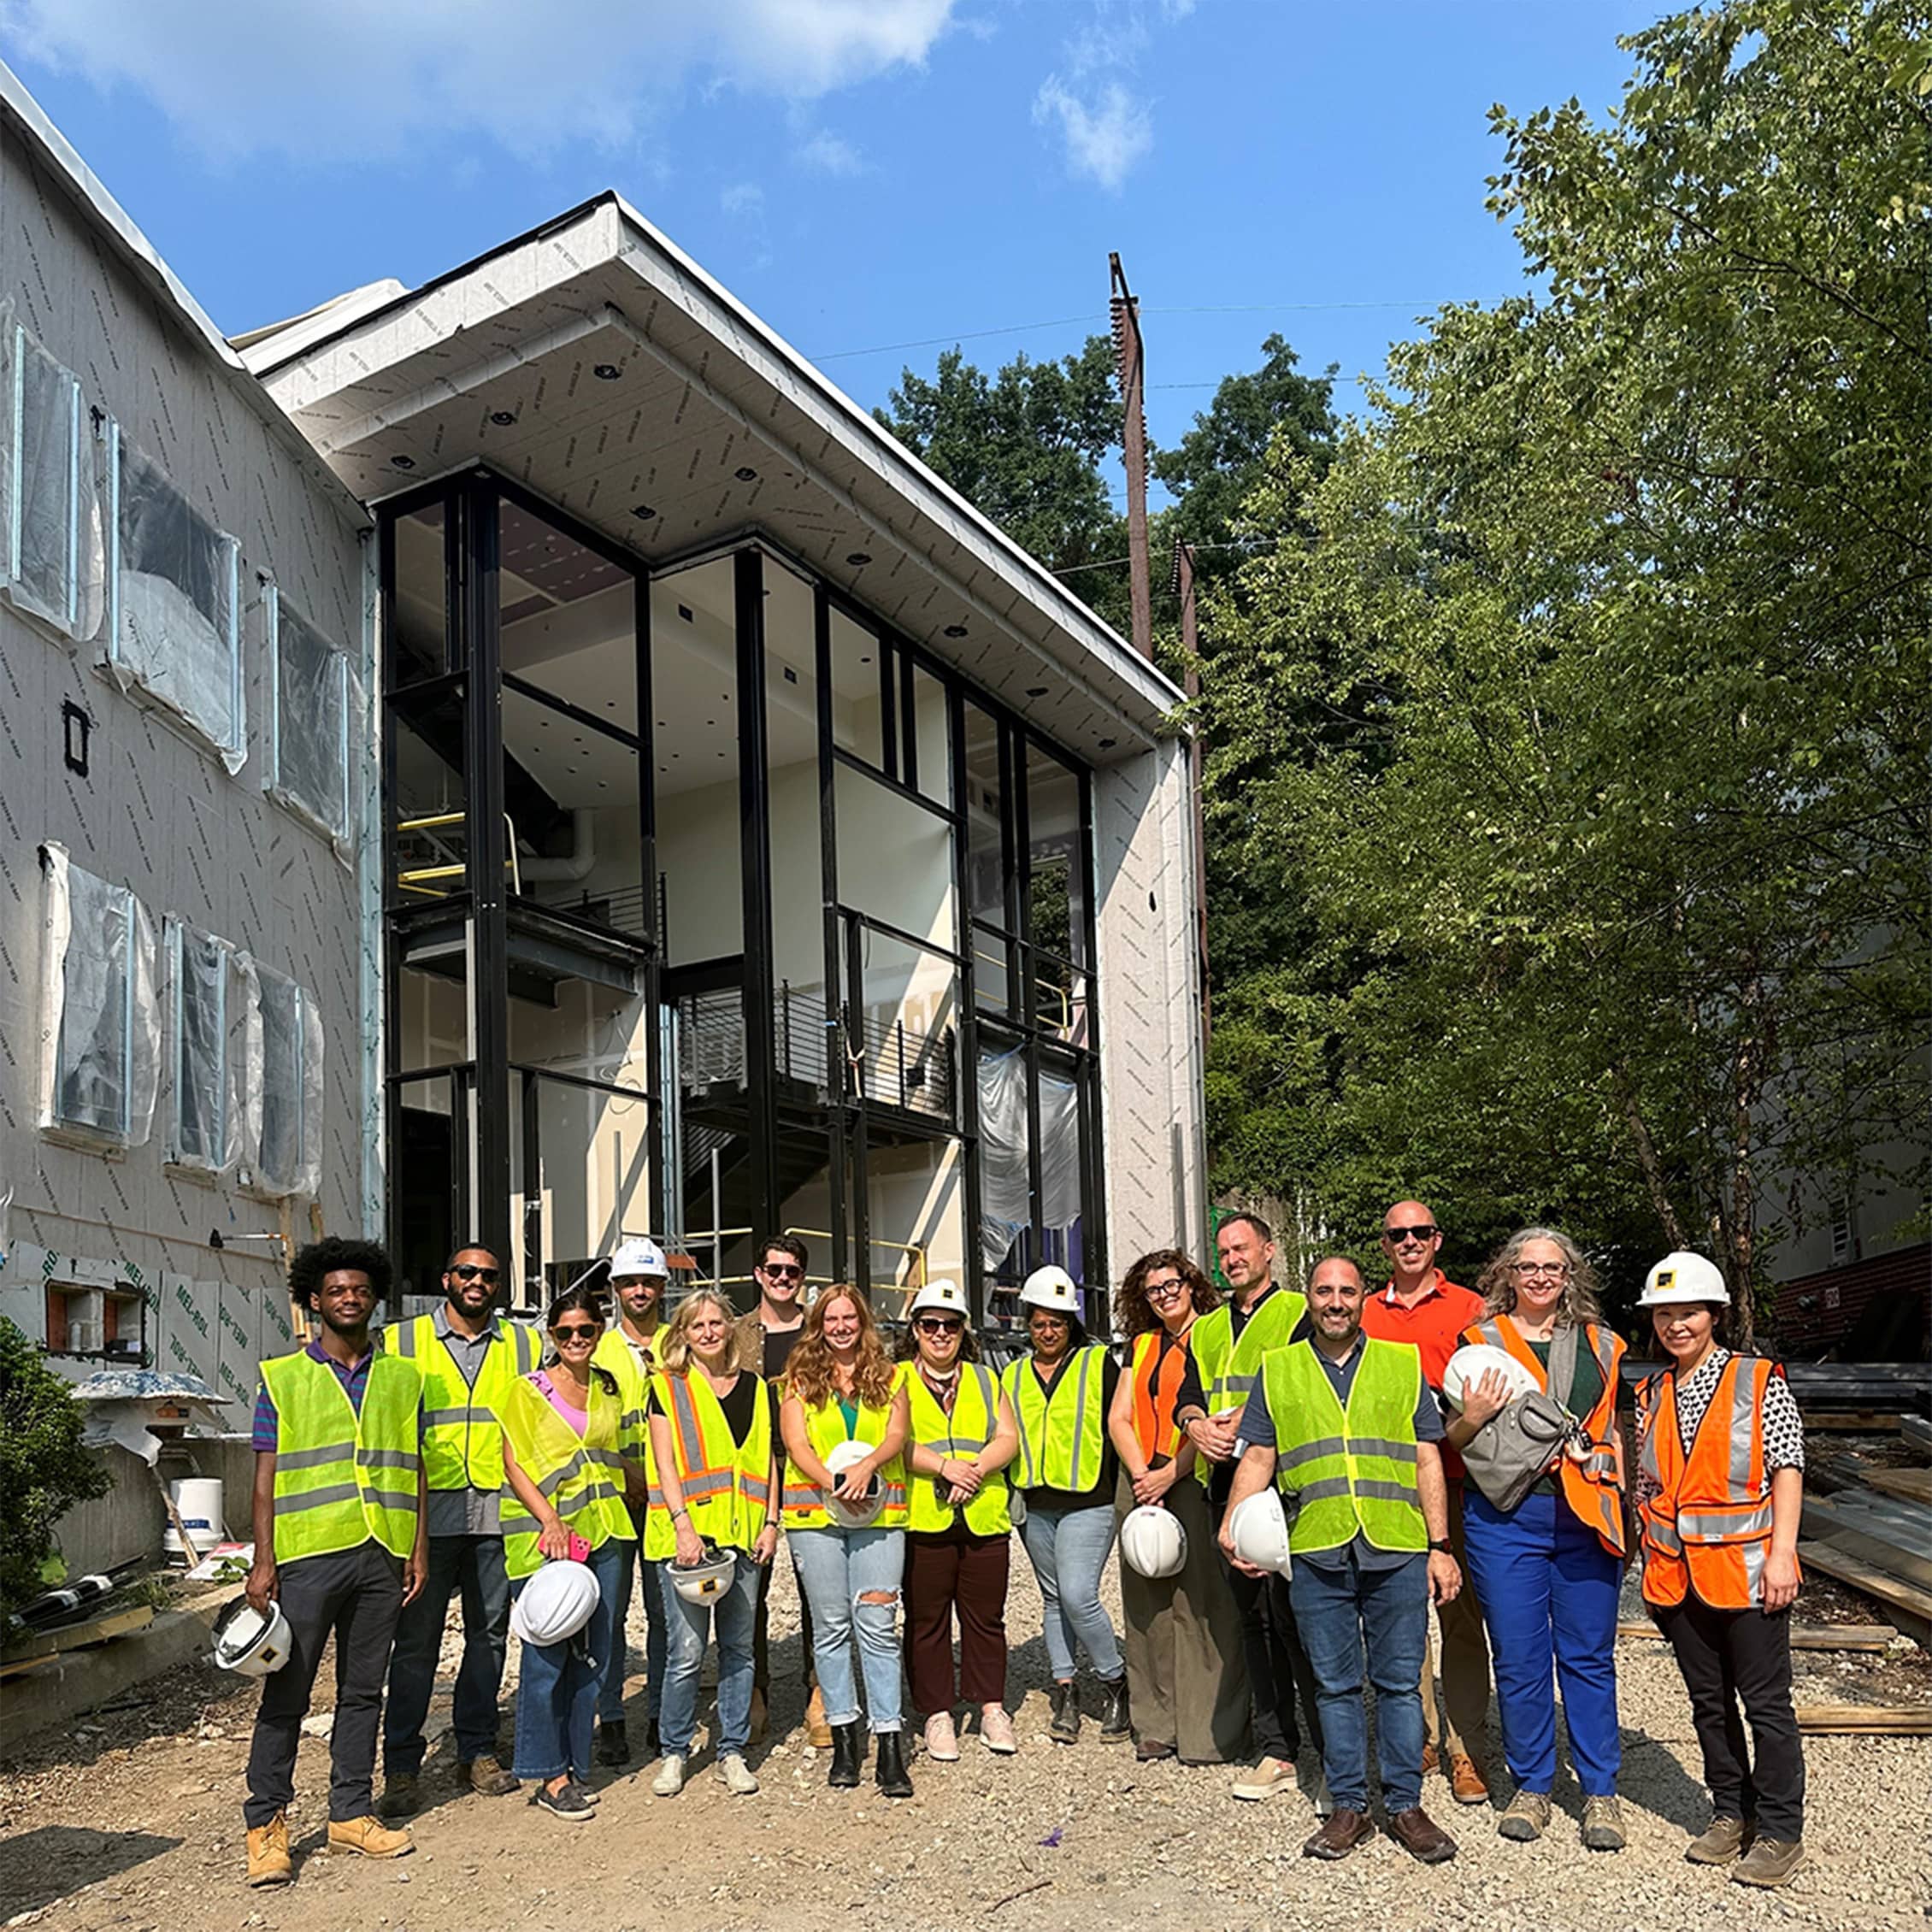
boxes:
[1120,1503,1187,1579]
[510,1558,601,1646]
[1637,1251,1729,1308]
[610,1235,669,1280]
[1227,1488,1292,1576]
[907,1277,969,1321]
[1019,1265,1080,1316]
[213,1595,293,1676]
[669,1540,738,1605]
[823,1437,885,1529]
[1441,1342,1540,1409]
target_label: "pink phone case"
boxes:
[566,1533,592,1563]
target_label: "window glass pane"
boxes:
[172,924,230,1168]
[829,605,885,767]
[976,1040,1032,1290]
[394,955,469,1074]
[1036,1051,1088,1278]
[842,927,957,1125]
[390,502,449,687]
[390,683,467,906]
[4,322,99,638]
[963,701,1007,932]
[833,763,956,952]
[509,974,650,1093]
[765,560,823,1001]
[498,498,639,733]
[56,863,133,1137]
[863,1134,966,1323]
[272,592,350,839]
[394,1071,463,1304]
[525,1071,651,1301]
[1026,743,1087,969]
[251,965,321,1197]
[971,921,1015,1022]
[908,664,951,807]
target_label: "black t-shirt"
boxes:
[646,1371,775,1447]
[1018,1349,1122,1512]
[761,1323,805,1384]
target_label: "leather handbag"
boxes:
[1459,1322,1582,1514]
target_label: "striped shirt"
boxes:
[250,1340,386,1451]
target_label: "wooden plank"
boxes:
[0,1603,154,1668]
[1806,1499,1932,1575]
[1799,1540,1932,1631]
[1794,1704,1932,1735]
[1864,1467,1932,1505]
[1618,1620,1894,1652]
[1900,1415,1932,1458]
[1805,1413,1904,1434]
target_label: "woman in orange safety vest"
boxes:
[1634,1252,1806,1890]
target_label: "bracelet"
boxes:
[671,1507,690,1523]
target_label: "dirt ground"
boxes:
[3,1555,1929,1932]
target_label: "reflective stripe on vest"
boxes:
[903,1361,1011,1536]
[1469,1314,1628,1556]
[1262,1338,1426,1556]
[643,1369,773,1558]
[1187,1290,1306,1486]
[499,1373,636,1580]
[263,1350,421,1563]
[1128,1328,1187,1464]
[591,1327,660,1480]
[1001,1346,1106,1494]
[1637,1354,1792,1611]
[386,1312,539,1495]
[781,1389,910,1529]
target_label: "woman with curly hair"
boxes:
[1104,1249,1248,1764]
[1443,1227,1628,1852]
[779,1287,914,1795]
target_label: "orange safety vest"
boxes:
[1464,1315,1627,1557]
[1128,1328,1189,1465]
[1636,1354,1795,1610]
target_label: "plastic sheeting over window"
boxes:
[266,583,357,857]
[106,427,244,770]
[167,918,240,1173]
[37,843,160,1147]
[0,306,104,642]
[240,956,323,1199]
[975,1044,1081,1273]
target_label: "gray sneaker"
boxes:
[1498,1788,1552,1841]
[1581,1794,1627,1852]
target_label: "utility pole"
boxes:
[1109,252,1153,662]
[1173,538,1210,1043]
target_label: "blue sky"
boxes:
[4,0,1661,466]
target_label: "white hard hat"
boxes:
[1441,1343,1540,1409]
[609,1236,669,1280]
[510,1558,601,1646]
[1638,1251,1730,1309]
[1227,1488,1292,1576]
[1119,1503,1187,1579]
[212,1596,292,1677]
[1019,1265,1080,1316]
[669,1541,738,1605]
[823,1438,885,1529]
[907,1278,969,1320]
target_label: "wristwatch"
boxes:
[1428,1538,1452,1553]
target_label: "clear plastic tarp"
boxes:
[168,918,239,1173]
[38,842,159,1147]
[108,430,244,770]
[975,1044,1081,1271]
[267,584,356,857]
[0,303,104,643]
[240,956,324,1199]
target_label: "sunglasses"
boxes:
[759,1263,804,1281]
[451,1263,500,1284]
[915,1317,964,1336]
[552,1322,600,1340]
[1381,1225,1437,1244]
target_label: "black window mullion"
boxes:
[734,546,779,1253]
[816,580,847,1283]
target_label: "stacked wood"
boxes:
[1794,1704,1932,1735]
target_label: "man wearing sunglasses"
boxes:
[1360,1202,1490,1806]
[380,1244,537,1816]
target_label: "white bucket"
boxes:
[164,1476,227,1556]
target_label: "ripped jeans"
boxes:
[787,1525,905,1734]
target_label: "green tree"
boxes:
[0,1317,112,1617]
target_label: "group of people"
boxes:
[237,1205,1809,1894]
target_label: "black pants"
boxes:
[752,1552,815,1699]
[383,1533,510,1773]
[1656,1593,1805,1841]
[1223,1548,1324,1760]
[244,1542,404,1829]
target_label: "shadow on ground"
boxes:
[0,1825,184,1917]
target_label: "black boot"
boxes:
[1049,1681,1081,1744]
[828,1721,863,1789]
[875,1728,914,1798]
[594,1718,629,1766]
[1099,1676,1130,1744]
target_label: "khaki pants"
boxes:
[1116,1470,1252,1765]
[1422,1480,1492,1760]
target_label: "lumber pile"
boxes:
[1799,1445,1932,1646]
[1794,1703,1932,1735]
[0,1603,155,1679]
[1618,1620,1894,1652]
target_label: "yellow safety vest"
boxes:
[1000,1346,1108,1495]
[780,1388,910,1530]
[644,1369,773,1558]
[902,1360,1012,1537]
[592,1325,662,1476]
[1187,1288,1307,1487]
[262,1349,421,1564]
[1263,1338,1426,1556]
[384,1311,539,1495]
[498,1372,636,1580]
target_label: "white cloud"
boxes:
[0,0,957,160]
[793,129,864,176]
[1032,75,1152,191]
[720,181,764,216]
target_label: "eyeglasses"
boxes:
[1512,1261,1572,1281]
[451,1263,500,1284]
[1381,1224,1437,1244]
[758,1263,804,1281]
[1145,1277,1187,1300]
[915,1317,964,1336]
[552,1322,599,1340]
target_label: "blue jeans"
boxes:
[1463,1485,1622,1796]
[384,1533,511,1772]
[598,1529,667,1724]
[658,1557,763,1758]
[1019,1502,1123,1682]
[1288,1548,1429,1814]
[787,1525,906,1733]
[510,1536,626,1783]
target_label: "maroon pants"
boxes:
[904,1522,1010,1715]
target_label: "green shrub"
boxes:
[0,1316,113,1618]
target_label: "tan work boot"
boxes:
[1231,1754,1299,1801]
[804,1683,833,1750]
[1732,1838,1804,1888]
[1686,1815,1752,1865]
[1448,1754,1489,1805]
[1581,1793,1627,1852]
[462,1753,520,1796]
[1498,1788,1552,1841]
[327,1815,415,1859]
[245,1813,292,1888]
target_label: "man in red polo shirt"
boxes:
[1361,1200,1491,1805]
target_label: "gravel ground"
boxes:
[3,1553,1928,1932]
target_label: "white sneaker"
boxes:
[651,1754,687,1797]
[719,1753,760,1795]
[923,1711,960,1762]
[1231,1754,1298,1801]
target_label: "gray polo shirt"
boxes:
[426,1306,512,1538]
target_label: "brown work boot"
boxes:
[1448,1753,1489,1805]
[804,1683,833,1750]
[1732,1838,1804,1888]
[1686,1815,1752,1865]
[244,1814,292,1888]
[327,1815,415,1859]
[1387,1805,1458,1864]
[377,1773,418,1821]
[462,1753,520,1797]
[1302,1808,1375,1860]
[1420,1741,1440,1775]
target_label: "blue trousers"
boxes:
[598,1529,667,1725]
[659,1557,763,1758]
[1463,1486,1622,1796]
[511,1537,626,1783]
[1019,1502,1124,1682]
[383,1533,511,1773]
